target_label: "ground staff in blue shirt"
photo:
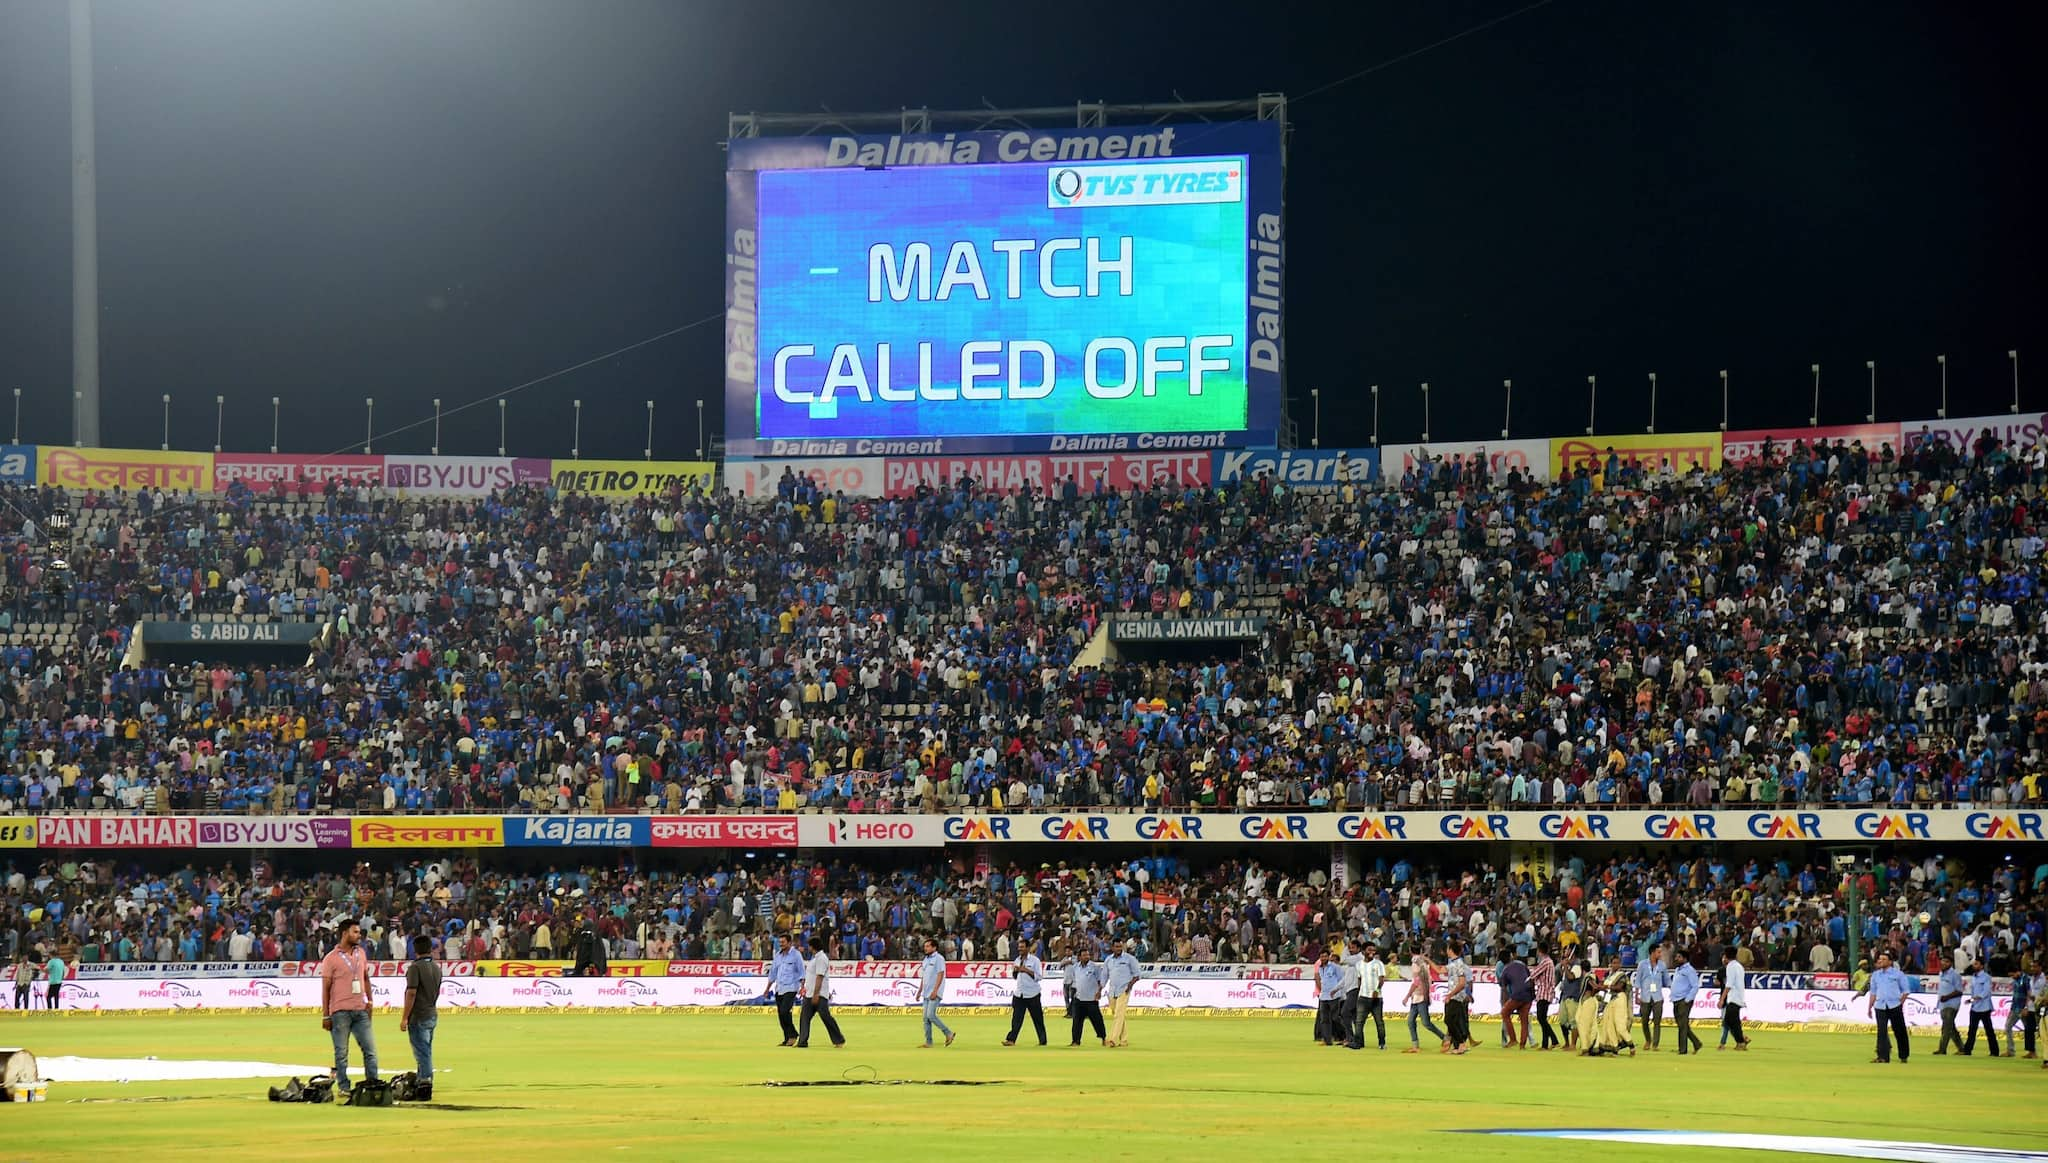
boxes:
[1316,955,1348,1047]
[1068,948,1107,1046]
[1103,940,1142,1048]
[761,934,806,1046]
[1963,961,2001,1056]
[1866,950,1912,1064]
[1667,950,1703,1055]
[1936,963,1966,1055]
[1004,947,1047,1047]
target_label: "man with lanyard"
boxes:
[11,953,34,1011]
[796,935,845,1048]
[399,930,442,1100]
[1067,945,1107,1047]
[1443,941,1474,1054]
[1866,949,1912,1064]
[1103,938,1142,1048]
[1963,958,2000,1056]
[1720,946,1751,1050]
[1349,941,1387,1051]
[1935,957,1966,1055]
[916,938,956,1048]
[1668,949,1703,1055]
[1634,942,1667,1052]
[760,934,805,1047]
[1315,951,1347,1047]
[319,917,379,1095]
[1003,941,1048,1047]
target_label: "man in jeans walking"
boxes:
[400,931,442,1099]
[1402,943,1448,1053]
[916,938,956,1048]
[320,917,379,1094]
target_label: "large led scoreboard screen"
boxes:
[725,123,1283,457]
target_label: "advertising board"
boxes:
[725,123,1283,457]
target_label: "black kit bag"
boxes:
[345,1078,394,1107]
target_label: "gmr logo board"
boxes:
[1965,812,2043,840]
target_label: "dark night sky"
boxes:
[0,0,2040,458]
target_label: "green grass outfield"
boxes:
[2,1009,2042,1161]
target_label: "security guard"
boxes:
[1068,947,1107,1046]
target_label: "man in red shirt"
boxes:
[320,917,379,1095]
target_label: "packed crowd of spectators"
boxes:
[5,849,2042,981]
[3,427,2048,817]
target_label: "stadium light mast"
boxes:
[1309,388,1320,448]
[1501,379,1511,440]
[1936,355,1947,419]
[1865,360,1877,423]
[70,0,101,448]
[1809,364,1820,427]
[1585,375,1596,436]
[432,398,442,455]
[160,393,169,451]
[270,397,279,454]
[1647,372,1657,434]
[11,389,19,444]
[572,399,582,460]
[1419,382,1430,443]
[694,398,702,460]
[1719,370,1729,431]
[214,394,224,453]
[2012,349,2021,414]
[651,400,659,461]
[364,398,374,454]
[497,398,507,456]
[1368,385,1379,447]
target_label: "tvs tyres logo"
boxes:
[137,980,207,1009]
